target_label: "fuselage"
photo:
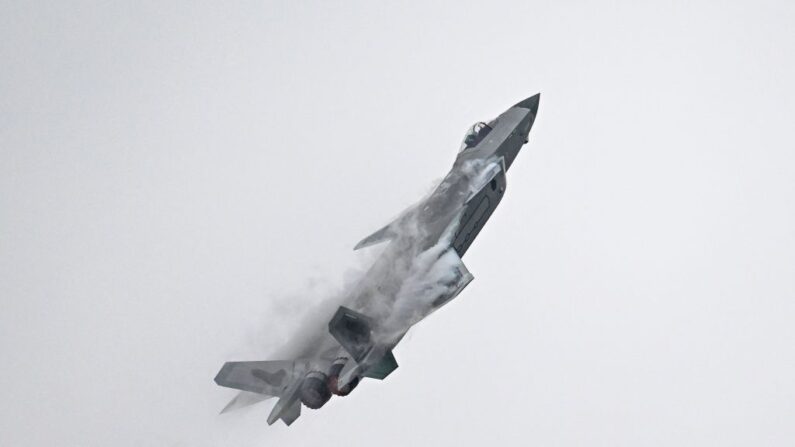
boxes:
[294,95,539,363]
[214,94,540,425]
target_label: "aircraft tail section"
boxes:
[215,359,307,426]
[328,306,400,386]
[266,378,304,426]
[362,350,399,380]
[278,400,301,426]
[328,306,376,362]
[214,360,296,396]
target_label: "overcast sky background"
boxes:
[2,1,794,446]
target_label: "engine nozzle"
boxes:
[299,371,332,409]
[327,357,360,396]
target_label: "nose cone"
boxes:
[513,93,540,115]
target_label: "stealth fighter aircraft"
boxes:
[215,94,540,425]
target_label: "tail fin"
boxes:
[362,350,398,380]
[278,400,301,426]
[328,306,375,363]
[216,360,306,426]
[214,360,295,396]
[267,379,304,426]
[328,306,399,385]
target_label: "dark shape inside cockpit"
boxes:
[460,122,493,152]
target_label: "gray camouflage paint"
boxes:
[215,94,540,425]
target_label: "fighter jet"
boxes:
[215,94,540,426]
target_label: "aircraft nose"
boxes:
[513,93,540,115]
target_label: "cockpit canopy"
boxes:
[459,122,493,152]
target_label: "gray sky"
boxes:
[1,1,794,446]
